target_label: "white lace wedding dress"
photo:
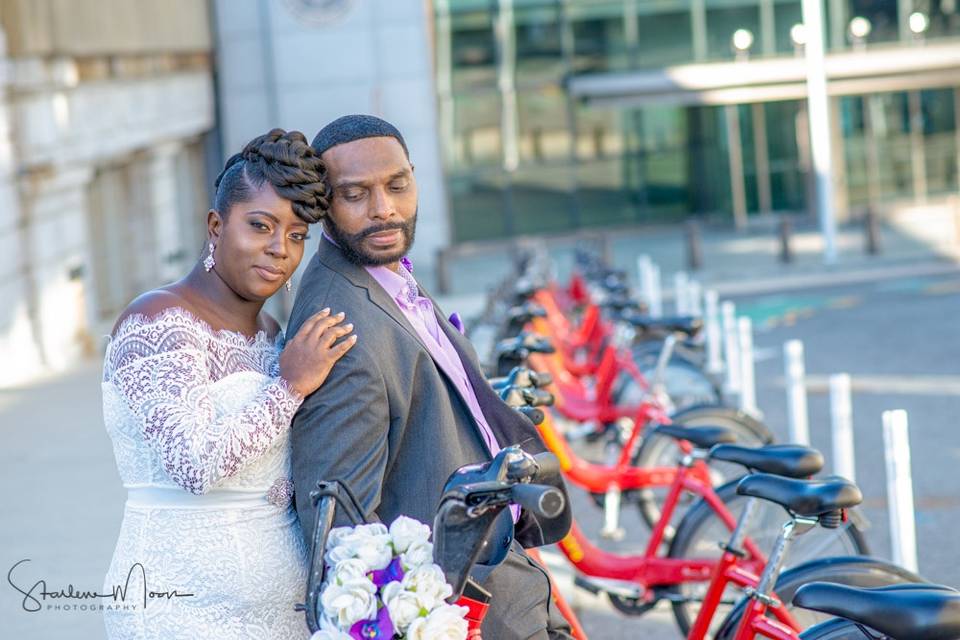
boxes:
[101,307,312,639]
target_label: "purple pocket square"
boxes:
[448,312,465,334]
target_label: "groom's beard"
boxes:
[324,209,417,267]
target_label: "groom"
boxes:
[287,114,573,639]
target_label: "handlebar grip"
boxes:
[517,406,544,425]
[530,371,552,388]
[522,388,555,407]
[531,452,561,481]
[510,484,566,519]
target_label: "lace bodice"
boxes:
[101,307,303,495]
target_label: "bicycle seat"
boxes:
[793,582,960,640]
[621,313,703,338]
[654,424,737,450]
[709,444,824,478]
[735,473,862,518]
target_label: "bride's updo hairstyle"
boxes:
[213,128,329,223]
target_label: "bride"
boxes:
[101,129,353,639]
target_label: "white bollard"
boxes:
[882,410,919,573]
[649,263,663,317]
[687,280,703,318]
[637,255,656,313]
[674,272,690,315]
[704,290,723,375]
[783,340,811,446]
[722,301,741,393]
[829,373,855,482]
[737,316,758,416]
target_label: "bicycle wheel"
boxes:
[631,405,774,533]
[615,351,721,412]
[712,557,924,640]
[665,480,871,636]
[798,618,884,640]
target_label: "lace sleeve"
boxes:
[105,312,304,494]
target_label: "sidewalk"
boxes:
[433,216,960,318]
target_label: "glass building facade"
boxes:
[433,0,960,243]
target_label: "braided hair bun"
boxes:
[213,128,329,223]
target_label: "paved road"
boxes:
[1,271,958,638]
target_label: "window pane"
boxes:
[635,9,695,67]
[451,7,497,91]
[452,92,502,169]
[705,2,761,61]
[570,1,628,72]
[515,0,564,85]
[517,87,570,163]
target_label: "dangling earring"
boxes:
[203,242,215,272]
[285,279,293,292]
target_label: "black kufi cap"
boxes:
[311,114,409,157]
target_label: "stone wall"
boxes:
[0,2,215,387]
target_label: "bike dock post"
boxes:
[674,271,690,315]
[882,410,919,573]
[737,316,759,417]
[721,301,741,396]
[829,373,855,482]
[704,289,723,375]
[686,279,703,318]
[783,340,811,445]
[636,254,663,317]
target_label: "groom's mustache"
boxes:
[356,221,410,240]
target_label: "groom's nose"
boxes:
[369,186,398,221]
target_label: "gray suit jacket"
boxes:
[287,240,568,639]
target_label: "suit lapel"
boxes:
[315,240,430,353]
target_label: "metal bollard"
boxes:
[829,373,855,482]
[882,410,919,573]
[783,340,811,445]
[737,317,759,416]
[722,302,741,394]
[685,219,704,271]
[704,290,723,375]
[779,216,794,263]
[865,207,881,255]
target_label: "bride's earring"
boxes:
[203,243,215,272]
[285,279,293,292]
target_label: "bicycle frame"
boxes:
[551,450,768,593]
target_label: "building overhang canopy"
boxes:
[568,41,960,107]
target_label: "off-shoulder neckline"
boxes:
[108,305,283,351]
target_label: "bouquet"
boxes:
[310,516,469,640]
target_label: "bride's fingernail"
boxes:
[321,307,330,315]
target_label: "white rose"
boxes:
[381,580,425,633]
[331,558,368,585]
[354,537,393,571]
[324,542,356,568]
[333,525,393,571]
[389,515,432,553]
[402,564,453,611]
[319,575,378,628]
[401,540,434,571]
[405,603,469,640]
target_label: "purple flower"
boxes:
[448,312,465,335]
[369,557,404,588]
[349,605,395,639]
